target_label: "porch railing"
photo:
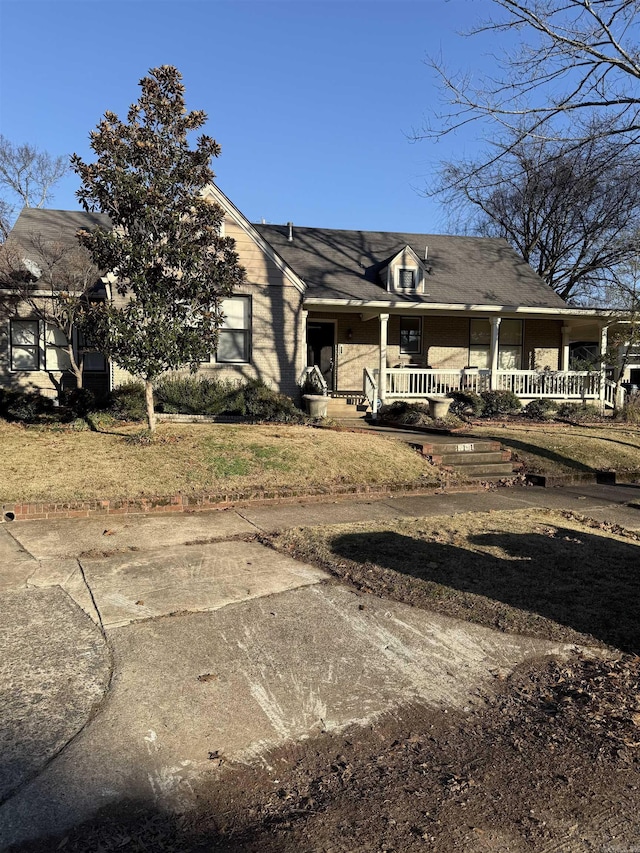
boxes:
[493,370,598,399]
[299,365,328,395]
[363,367,378,416]
[386,368,483,397]
[383,368,623,409]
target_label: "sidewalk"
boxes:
[1,482,638,849]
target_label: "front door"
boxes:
[307,321,335,390]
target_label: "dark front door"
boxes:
[307,321,335,390]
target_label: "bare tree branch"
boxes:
[0,136,68,239]
[418,0,640,150]
[437,130,640,304]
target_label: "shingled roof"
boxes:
[254,223,568,309]
[10,208,111,248]
[9,208,567,310]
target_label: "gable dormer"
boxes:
[379,245,427,295]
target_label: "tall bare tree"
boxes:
[419,1,640,157]
[0,234,101,391]
[438,129,640,303]
[0,136,68,240]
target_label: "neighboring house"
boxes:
[0,184,625,411]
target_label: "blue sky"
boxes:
[0,0,503,233]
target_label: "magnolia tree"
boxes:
[71,65,245,430]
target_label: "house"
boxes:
[0,184,625,412]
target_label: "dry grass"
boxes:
[470,422,640,476]
[0,421,438,503]
[274,507,640,652]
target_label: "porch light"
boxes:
[346,328,353,341]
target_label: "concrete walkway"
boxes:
[1,482,639,848]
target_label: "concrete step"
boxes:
[326,396,369,415]
[445,462,517,479]
[419,440,502,455]
[416,437,518,481]
[434,450,511,466]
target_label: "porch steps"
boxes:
[326,395,369,417]
[416,440,518,481]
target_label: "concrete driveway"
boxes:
[2,484,636,849]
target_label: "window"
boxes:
[77,329,106,372]
[10,320,40,370]
[498,319,522,369]
[468,318,523,369]
[400,316,421,354]
[45,325,72,371]
[469,318,491,369]
[398,268,416,290]
[216,296,251,363]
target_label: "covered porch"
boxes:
[303,303,621,414]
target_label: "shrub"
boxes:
[60,387,97,419]
[447,390,484,419]
[556,402,601,422]
[154,375,243,415]
[0,388,55,423]
[480,390,522,417]
[301,371,327,396]
[616,392,640,425]
[104,382,147,421]
[240,379,306,423]
[378,400,431,425]
[377,400,462,429]
[522,399,558,421]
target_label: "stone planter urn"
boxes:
[303,394,329,418]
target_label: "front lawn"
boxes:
[469,422,640,477]
[0,421,438,503]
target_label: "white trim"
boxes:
[304,297,607,319]
[202,184,306,294]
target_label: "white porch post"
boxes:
[561,326,571,372]
[489,317,501,390]
[599,324,608,409]
[379,313,389,403]
[301,309,309,366]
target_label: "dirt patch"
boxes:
[14,654,640,852]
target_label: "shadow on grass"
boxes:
[487,436,594,473]
[330,525,640,653]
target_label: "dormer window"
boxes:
[380,246,426,294]
[398,268,416,290]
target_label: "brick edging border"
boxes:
[2,479,462,523]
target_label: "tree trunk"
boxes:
[68,344,83,390]
[145,379,156,432]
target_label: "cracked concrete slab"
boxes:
[237,498,410,532]
[79,539,328,629]
[6,511,257,560]
[0,583,578,848]
[0,527,38,591]
[0,587,111,805]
